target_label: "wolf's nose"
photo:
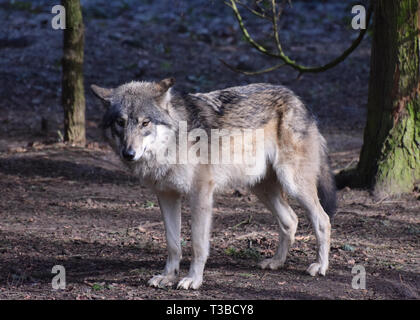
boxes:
[122,148,136,161]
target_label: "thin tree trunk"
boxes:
[339,0,420,196]
[62,0,86,145]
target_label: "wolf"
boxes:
[91,78,336,290]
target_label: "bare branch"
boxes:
[235,0,271,21]
[225,0,373,74]
[271,0,282,54]
[228,0,281,58]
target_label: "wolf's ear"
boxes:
[157,77,175,94]
[91,84,113,105]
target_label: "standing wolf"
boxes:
[91,78,336,290]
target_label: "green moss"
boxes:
[357,0,419,196]
[375,99,420,195]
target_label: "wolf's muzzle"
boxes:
[122,147,136,161]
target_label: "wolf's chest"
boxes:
[133,162,195,193]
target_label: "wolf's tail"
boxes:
[317,147,337,219]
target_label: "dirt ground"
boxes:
[0,0,418,300]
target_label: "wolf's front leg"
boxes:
[177,180,214,290]
[148,190,182,288]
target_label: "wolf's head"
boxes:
[91,78,176,162]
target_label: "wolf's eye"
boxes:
[116,117,125,127]
[142,119,151,127]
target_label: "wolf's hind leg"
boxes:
[295,185,331,276]
[148,191,182,288]
[252,183,298,270]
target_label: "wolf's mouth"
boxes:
[121,146,147,162]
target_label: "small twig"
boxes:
[232,214,253,229]
[344,158,358,170]
[219,58,286,75]
[372,196,390,206]
[234,0,271,21]
[236,231,259,240]
[399,274,404,285]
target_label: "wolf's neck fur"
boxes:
[166,90,221,133]
[166,91,199,131]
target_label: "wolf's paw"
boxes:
[306,263,327,276]
[148,274,176,288]
[259,258,285,270]
[177,276,202,290]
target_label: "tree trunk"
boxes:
[351,0,420,196]
[62,0,86,145]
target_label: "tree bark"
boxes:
[339,0,420,196]
[62,0,86,145]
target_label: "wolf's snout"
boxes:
[122,147,136,161]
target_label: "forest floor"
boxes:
[0,0,418,299]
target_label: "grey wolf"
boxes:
[91,78,336,290]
